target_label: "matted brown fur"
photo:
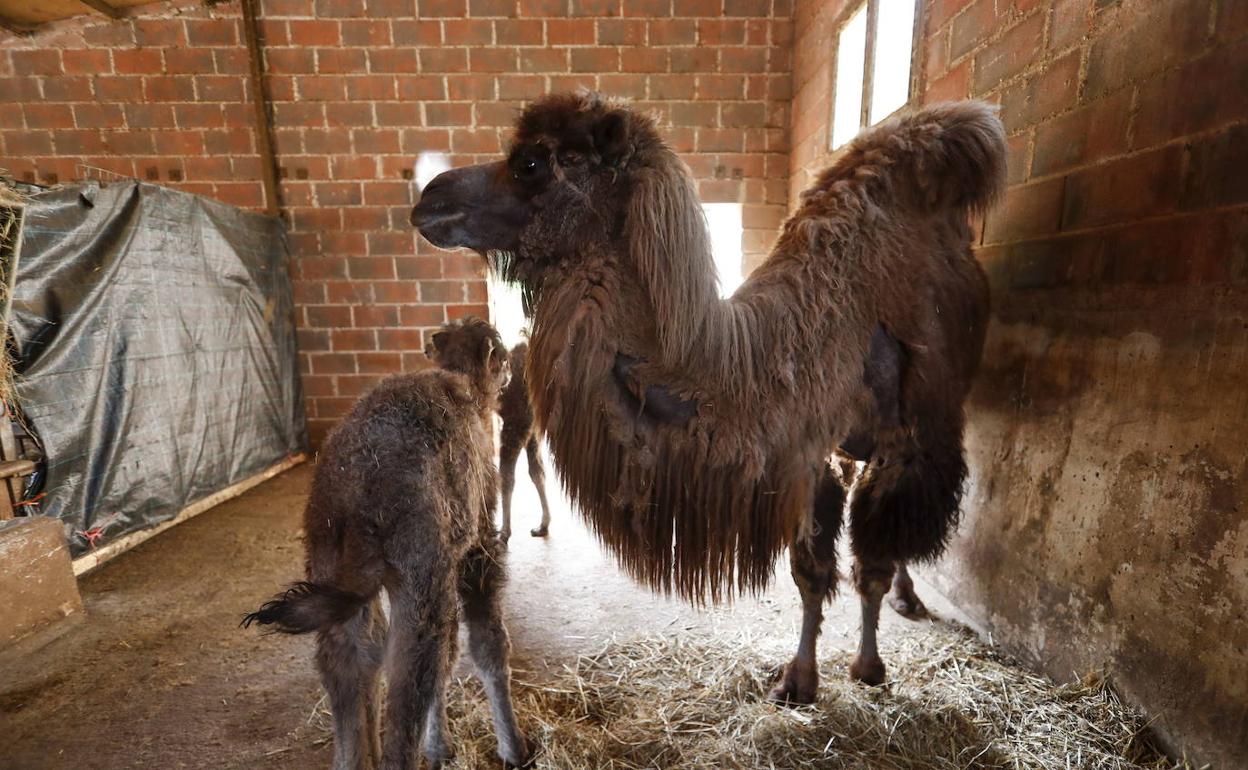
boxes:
[417,95,1005,606]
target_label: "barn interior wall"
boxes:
[791,0,1248,766]
[0,0,792,444]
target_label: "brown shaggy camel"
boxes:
[243,318,530,770]
[412,93,1003,703]
[497,341,553,542]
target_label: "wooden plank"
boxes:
[240,0,281,217]
[72,453,307,576]
[77,0,122,19]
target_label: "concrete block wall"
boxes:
[791,1,1248,766]
[0,0,792,444]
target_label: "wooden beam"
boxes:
[0,14,37,36]
[71,453,307,576]
[77,0,123,20]
[240,0,281,217]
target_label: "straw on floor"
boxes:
[308,619,1196,769]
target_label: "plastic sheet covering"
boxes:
[9,181,306,556]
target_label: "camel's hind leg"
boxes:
[316,598,387,770]
[768,466,846,705]
[525,437,552,538]
[848,431,967,686]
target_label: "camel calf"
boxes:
[243,318,530,770]
[497,341,552,542]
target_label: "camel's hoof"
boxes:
[849,656,887,687]
[767,663,818,706]
[530,526,549,538]
[888,593,928,620]
[501,736,535,768]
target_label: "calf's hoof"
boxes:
[529,526,549,538]
[888,593,928,620]
[848,655,886,686]
[766,661,818,706]
[501,735,534,768]
[499,529,512,547]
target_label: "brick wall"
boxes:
[0,0,792,444]
[792,1,1248,766]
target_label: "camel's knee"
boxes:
[852,558,896,602]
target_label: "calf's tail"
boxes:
[241,581,372,635]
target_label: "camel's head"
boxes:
[411,92,670,282]
[425,316,510,398]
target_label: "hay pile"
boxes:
[0,181,22,407]
[308,621,1195,769]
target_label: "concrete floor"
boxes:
[0,452,961,770]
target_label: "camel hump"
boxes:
[831,100,1007,216]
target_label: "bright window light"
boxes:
[414,152,450,190]
[489,276,527,350]
[702,203,743,298]
[831,5,868,150]
[870,0,917,123]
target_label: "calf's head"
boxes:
[424,317,510,398]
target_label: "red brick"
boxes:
[548,19,594,45]
[196,75,246,102]
[670,48,718,74]
[598,73,648,97]
[624,0,671,14]
[1031,88,1130,175]
[341,20,392,46]
[597,19,644,45]
[420,280,467,303]
[1085,0,1209,96]
[924,60,970,103]
[113,49,163,75]
[317,48,368,74]
[163,49,216,75]
[307,305,354,328]
[373,282,420,303]
[266,48,315,75]
[1132,41,1248,151]
[674,0,718,14]
[720,47,765,72]
[420,48,468,73]
[949,0,998,61]
[520,48,570,72]
[352,303,401,327]
[426,102,472,126]
[445,19,495,45]
[571,47,619,72]
[378,328,425,349]
[471,0,518,15]
[134,19,186,47]
[62,50,111,76]
[650,74,696,99]
[698,19,745,45]
[621,48,667,72]
[471,48,519,72]
[1049,0,1091,51]
[23,104,74,130]
[446,303,492,320]
[723,0,766,16]
[316,0,367,15]
[983,177,1065,244]
[392,20,442,45]
[310,353,357,374]
[288,20,341,46]
[397,75,447,100]
[298,329,332,352]
[418,0,468,15]
[1061,145,1184,230]
[400,305,446,325]
[186,19,239,46]
[972,12,1045,94]
[1217,0,1248,43]
[1180,124,1248,212]
[42,76,92,102]
[570,0,621,16]
[356,352,402,373]
[650,19,696,45]
[928,0,975,30]
[332,329,378,351]
[999,51,1080,130]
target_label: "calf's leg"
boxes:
[525,437,552,538]
[317,600,386,770]
[498,431,523,544]
[888,561,928,619]
[459,543,530,766]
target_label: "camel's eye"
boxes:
[510,148,548,184]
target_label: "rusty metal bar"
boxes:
[240,0,281,217]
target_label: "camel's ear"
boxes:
[430,330,448,351]
[592,110,629,166]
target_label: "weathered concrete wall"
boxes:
[791,0,1248,766]
[0,516,83,650]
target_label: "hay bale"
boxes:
[404,622,1194,770]
[0,180,24,409]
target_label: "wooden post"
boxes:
[240,0,281,217]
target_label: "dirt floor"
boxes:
[0,454,968,770]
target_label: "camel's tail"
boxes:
[816,100,1006,216]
